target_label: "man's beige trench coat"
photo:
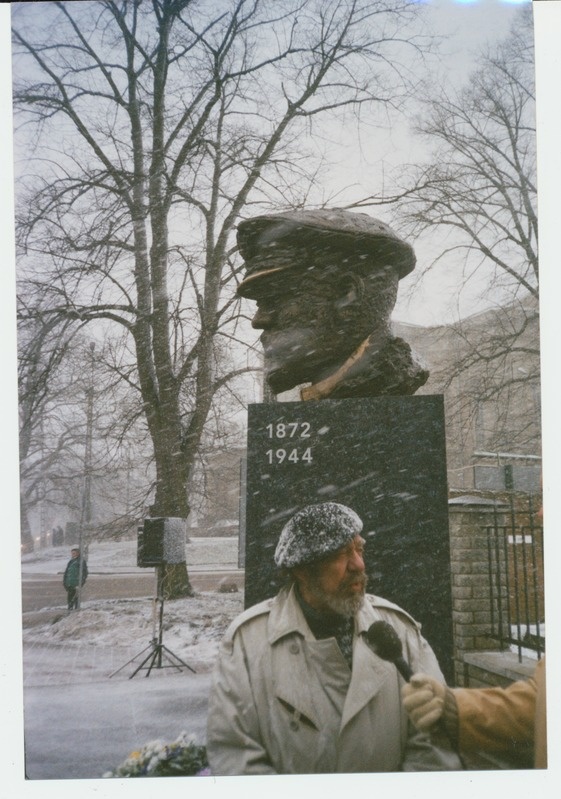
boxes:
[207,583,461,774]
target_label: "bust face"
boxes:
[250,268,363,394]
[249,256,399,394]
[238,211,411,395]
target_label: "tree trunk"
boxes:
[20,499,34,554]
[161,562,192,599]
[149,415,194,597]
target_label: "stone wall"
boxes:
[448,496,509,685]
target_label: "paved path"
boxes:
[22,628,212,779]
[18,568,241,781]
[23,666,210,779]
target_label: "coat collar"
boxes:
[267,584,398,731]
[267,583,317,645]
[267,582,413,641]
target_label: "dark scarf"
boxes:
[295,585,354,668]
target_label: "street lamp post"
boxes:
[77,342,95,608]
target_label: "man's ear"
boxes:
[292,564,313,594]
[291,565,312,604]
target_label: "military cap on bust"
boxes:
[236,209,415,298]
[274,502,363,569]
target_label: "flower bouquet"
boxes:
[103,732,209,778]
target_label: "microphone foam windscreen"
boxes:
[366,620,404,662]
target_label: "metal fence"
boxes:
[484,494,544,660]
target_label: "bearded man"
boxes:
[206,502,461,774]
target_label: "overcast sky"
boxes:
[391,0,537,326]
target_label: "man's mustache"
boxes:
[340,572,367,591]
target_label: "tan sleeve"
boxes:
[441,687,460,748]
[453,671,537,754]
[534,658,547,768]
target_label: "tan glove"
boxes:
[401,673,447,731]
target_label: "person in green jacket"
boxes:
[63,547,88,610]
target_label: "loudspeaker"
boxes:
[137,520,162,567]
[137,517,186,567]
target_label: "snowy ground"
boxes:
[16,538,248,785]
[21,538,244,672]
[21,535,240,574]
[23,590,244,674]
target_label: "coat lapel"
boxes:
[268,584,322,729]
[341,634,393,729]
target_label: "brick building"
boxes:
[394,293,541,494]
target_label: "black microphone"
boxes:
[365,620,413,681]
[367,620,466,766]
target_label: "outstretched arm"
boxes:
[402,660,541,755]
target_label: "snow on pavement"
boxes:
[22,538,244,671]
[18,538,247,785]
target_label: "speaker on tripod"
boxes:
[110,517,196,679]
[137,517,186,568]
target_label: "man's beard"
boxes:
[307,571,367,617]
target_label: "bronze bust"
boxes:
[236,209,428,399]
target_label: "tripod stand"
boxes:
[110,566,196,679]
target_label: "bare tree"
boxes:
[13,0,431,594]
[371,6,537,300]
[360,7,539,476]
[17,302,82,551]
[18,315,129,551]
